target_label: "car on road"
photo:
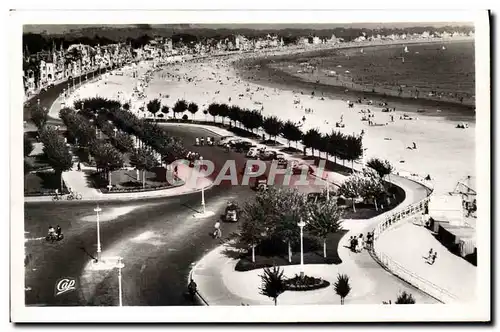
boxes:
[292,162,313,175]
[233,141,255,152]
[225,202,239,222]
[252,176,269,191]
[259,150,277,161]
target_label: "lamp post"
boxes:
[94,205,102,262]
[326,174,330,201]
[200,156,206,215]
[298,219,306,278]
[113,127,118,137]
[116,257,124,306]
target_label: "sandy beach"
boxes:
[67,43,475,197]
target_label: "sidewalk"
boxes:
[375,221,476,303]
[25,161,213,203]
[190,173,439,305]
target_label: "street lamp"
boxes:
[325,174,330,201]
[113,127,118,137]
[94,205,102,262]
[116,257,125,306]
[200,156,206,215]
[298,219,307,278]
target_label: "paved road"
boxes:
[25,123,326,306]
[24,68,109,125]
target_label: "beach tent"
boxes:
[428,194,464,226]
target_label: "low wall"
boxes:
[370,177,460,303]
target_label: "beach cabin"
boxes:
[428,194,476,261]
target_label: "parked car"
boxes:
[233,141,254,152]
[277,156,288,168]
[246,147,260,158]
[292,162,313,175]
[225,202,239,222]
[218,136,235,146]
[259,150,277,161]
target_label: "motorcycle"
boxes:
[46,233,64,242]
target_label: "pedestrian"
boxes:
[412,142,417,149]
[366,232,373,249]
[174,165,178,176]
[352,236,358,253]
[430,252,437,265]
[357,234,364,252]
[77,161,81,171]
[425,248,433,260]
[213,221,221,239]
[188,278,198,299]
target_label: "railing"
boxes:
[370,176,460,303]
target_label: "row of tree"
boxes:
[202,102,364,169]
[62,104,165,189]
[147,98,199,120]
[238,187,343,264]
[37,126,73,191]
[75,97,187,164]
[59,107,126,185]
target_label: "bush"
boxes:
[182,114,189,121]
[285,274,330,291]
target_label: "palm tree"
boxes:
[188,102,199,120]
[306,200,343,258]
[259,266,287,306]
[334,274,351,305]
[395,291,416,304]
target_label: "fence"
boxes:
[370,176,460,303]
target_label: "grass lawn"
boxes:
[232,231,348,272]
[24,171,68,195]
[88,167,182,193]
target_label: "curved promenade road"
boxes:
[191,174,438,305]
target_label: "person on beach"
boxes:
[77,162,81,171]
[429,252,437,265]
[425,248,434,261]
[357,234,364,253]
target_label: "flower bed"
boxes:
[100,180,184,194]
[285,274,330,291]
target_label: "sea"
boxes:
[234,40,475,122]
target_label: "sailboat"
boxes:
[404,46,409,53]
